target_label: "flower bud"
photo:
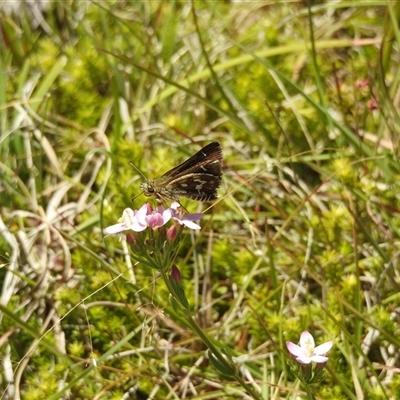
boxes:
[167,225,177,241]
[126,232,136,245]
[171,265,181,283]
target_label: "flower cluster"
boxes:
[104,202,203,235]
[104,202,203,272]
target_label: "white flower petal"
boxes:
[136,204,150,224]
[130,220,147,232]
[310,355,329,363]
[299,331,315,348]
[296,355,312,364]
[286,342,304,357]
[181,220,201,230]
[170,202,180,211]
[314,341,333,355]
[162,208,172,223]
[104,223,126,234]
[121,208,136,228]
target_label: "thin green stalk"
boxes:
[160,268,263,400]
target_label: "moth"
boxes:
[139,142,223,202]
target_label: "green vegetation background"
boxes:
[1,1,400,399]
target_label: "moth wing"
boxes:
[162,142,222,179]
[166,172,222,201]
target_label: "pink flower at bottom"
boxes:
[286,331,333,364]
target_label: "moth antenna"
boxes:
[131,191,143,203]
[129,161,147,180]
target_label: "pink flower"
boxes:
[142,204,172,229]
[286,331,333,364]
[170,202,202,230]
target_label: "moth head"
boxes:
[140,181,154,197]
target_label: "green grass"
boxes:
[1,1,399,399]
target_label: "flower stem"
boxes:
[160,269,262,399]
[305,383,315,400]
